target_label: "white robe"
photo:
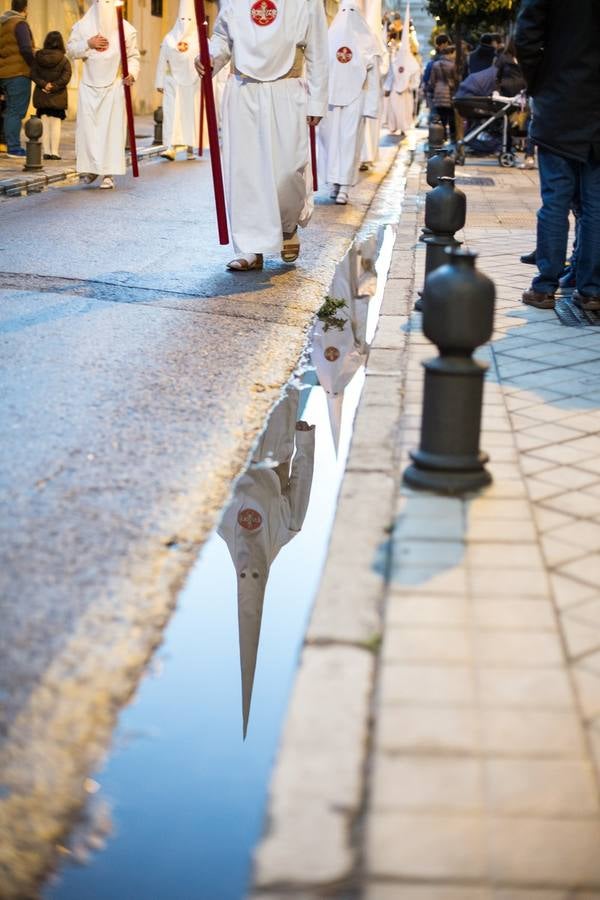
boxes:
[322,6,380,186]
[155,17,200,148]
[67,11,140,176]
[383,11,420,136]
[209,0,329,255]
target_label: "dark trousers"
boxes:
[435,106,456,141]
[0,75,31,151]
[533,148,600,297]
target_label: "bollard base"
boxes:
[414,294,423,311]
[403,459,492,495]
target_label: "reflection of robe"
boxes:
[67,3,140,176]
[218,389,315,736]
[208,0,328,255]
[321,6,380,186]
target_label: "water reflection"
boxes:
[218,388,315,738]
[44,226,394,900]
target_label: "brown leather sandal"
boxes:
[281,232,300,263]
[227,254,264,271]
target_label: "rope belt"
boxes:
[231,45,305,82]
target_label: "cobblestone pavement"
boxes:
[253,151,600,898]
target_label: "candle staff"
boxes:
[66,0,140,190]
[194,0,229,245]
[115,1,138,176]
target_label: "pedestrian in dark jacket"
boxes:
[467,33,501,75]
[430,47,456,140]
[31,31,71,160]
[515,0,600,311]
[0,0,35,158]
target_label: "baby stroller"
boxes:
[453,91,527,168]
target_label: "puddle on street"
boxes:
[44,226,396,900]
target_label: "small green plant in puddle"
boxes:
[317,296,348,332]
[362,633,382,654]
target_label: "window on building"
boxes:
[151,0,163,15]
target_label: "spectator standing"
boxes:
[422,32,449,109]
[516,0,600,311]
[430,45,456,141]
[31,31,71,160]
[467,32,501,75]
[0,0,34,159]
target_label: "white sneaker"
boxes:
[518,156,536,170]
[99,176,115,190]
[336,189,349,205]
[160,147,176,161]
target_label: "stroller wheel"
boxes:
[499,152,516,168]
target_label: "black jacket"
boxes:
[515,0,600,162]
[467,43,496,75]
[31,49,71,112]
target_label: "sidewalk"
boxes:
[252,149,600,897]
[0,114,160,196]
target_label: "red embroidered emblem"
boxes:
[251,0,278,26]
[398,65,405,73]
[324,347,340,362]
[336,46,353,64]
[177,40,189,52]
[238,508,263,531]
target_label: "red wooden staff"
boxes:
[309,124,318,192]
[115,1,139,177]
[194,0,229,244]
[198,82,205,156]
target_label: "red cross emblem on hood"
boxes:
[336,46,353,63]
[251,0,278,26]
[398,65,405,73]
[324,346,341,361]
[177,40,189,52]
[238,508,263,531]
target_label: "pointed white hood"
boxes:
[165,0,199,48]
[83,0,118,38]
[328,4,379,106]
[389,1,420,93]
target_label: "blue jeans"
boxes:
[0,75,31,152]
[534,148,600,297]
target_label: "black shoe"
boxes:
[43,153,52,160]
[520,250,537,265]
[559,267,576,290]
[573,290,600,312]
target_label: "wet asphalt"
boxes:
[0,146,399,896]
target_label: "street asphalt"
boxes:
[0,145,399,896]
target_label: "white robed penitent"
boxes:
[67,0,140,176]
[358,0,386,164]
[208,0,329,255]
[155,0,200,149]
[218,389,315,737]
[384,1,420,135]
[320,5,380,188]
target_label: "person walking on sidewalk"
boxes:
[155,0,200,162]
[516,0,600,311]
[0,0,34,159]
[67,0,140,191]
[31,31,71,160]
[429,46,456,142]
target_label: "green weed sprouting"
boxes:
[317,296,348,332]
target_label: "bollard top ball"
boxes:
[25,116,43,140]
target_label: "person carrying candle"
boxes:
[155,0,200,162]
[195,0,329,271]
[67,0,140,190]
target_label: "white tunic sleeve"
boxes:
[155,41,167,90]
[208,2,232,76]
[286,427,315,533]
[304,0,329,118]
[363,56,381,118]
[66,22,89,60]
[125,24,141,81]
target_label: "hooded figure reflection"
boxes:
[218,388,315,738]
[312,236,379,451]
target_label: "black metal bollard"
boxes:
[23,116,43,171]
[427,119,445,158]
[420,152,457,244]
[153,105,164,146]
[404,248,496,495]
[415,175,466,311]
